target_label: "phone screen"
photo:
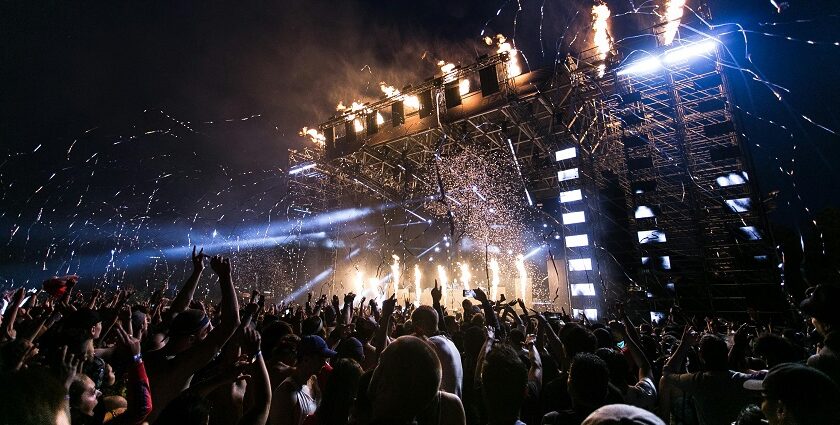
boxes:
[463,289,475,298]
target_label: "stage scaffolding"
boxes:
[289,35,783,318]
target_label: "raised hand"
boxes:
[472,287,488,303]
[608,320,627,335]
[242,327,262,358]
[57,345,83,389]
[115,323,141,358]
[343,293,356,305]
[210,255,232,278]
[192,246,207,273]
[382,293,397,313]
[680,325,699,346]
[431,280,442,303]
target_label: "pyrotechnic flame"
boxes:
[459,79,470,96]
[299,127,325,146]
[354,270,365,302]
[662,0,686,46]
[353,118,364,133]
[391,255,400,294]
[488,34,521,79]
[414,264,422,305]
[489,258,500,301]
[437,264,449,306]
[337,101,366,113]
[438,60,456,74]
[380,82,420,111]
[592,4,612,60]
[376,112,384,126]
[459,262,471,290]
[515,254,527,302]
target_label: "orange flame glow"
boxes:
[299,127,325,146]
[592,4,612,61]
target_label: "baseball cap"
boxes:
[301,316,324,336]
[299,335,337,358]
[743,363,840,407]
[336,337,365,362]
[169,308,210,337]
[800,284,840,323]
[582,404,665,425]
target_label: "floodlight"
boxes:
[616,57,662,76]
[289,163,316,175]
[663,40,717,64]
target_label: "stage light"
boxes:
[616,57,662,76]
[662,40,717,64]
[289,163,317,175]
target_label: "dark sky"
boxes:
[1,0,838,286]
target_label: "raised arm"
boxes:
[169,246,206,315]
[430,280,446,333]
[526,335,543,390]
[373,294,397,355]
[610,320,652,382]
[534,312,566,369]
[111,325,153,425]
[174,256,241,371]
[239,328,271,425]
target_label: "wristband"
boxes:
[132,353,143,363]
[251,350,262,363]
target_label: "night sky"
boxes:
[1,0,839,289]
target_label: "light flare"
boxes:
[414,264,422,305]
[515,254,528,302]
[354,270,365,301]
[376,112,385,126]
[459,79,470,96]
[437,264,449,306]
[459,262,471,290]
[592,4,612,60]
[391,255,400,294]
[489,258,500,301]
[438,60,456,74]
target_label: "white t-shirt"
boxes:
[624,377,657,410]
[428,335,463,398]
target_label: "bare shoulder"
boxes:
[438,391,465,425]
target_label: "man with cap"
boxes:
[743,362,840,425]
[143,255,241,423]
[799,284,840,385]
[582,404,665,425]
[270,335,336,425]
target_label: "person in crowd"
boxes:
[660,327,760,425]
[143,253,241,423]
[413,282,464,398]
[367,335,465,425]
[543,353,611,424]
[480,345,533,425]
[744,362,840,424]
[306,357,363,425]
[799,284,840,384]
[270,335,336,425]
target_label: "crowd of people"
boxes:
[1,247,839,425]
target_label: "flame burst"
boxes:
[437,264,449,306]
[299,127,325,146]
[485,34,521,78]
[380,82,420,111]
[662,0,686,46]
[592,4,612,60]
[489,258,500,301]
[390,255,400,295]
[459,262,471,290]
[414,264,422,305]
[438,60,456,74]
[459,79,470,96]
[515,254,528,301]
